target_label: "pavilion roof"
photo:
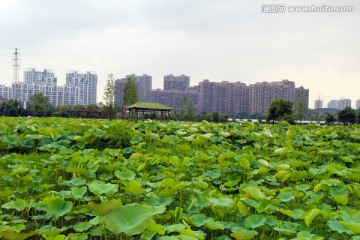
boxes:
[124,102,173,110]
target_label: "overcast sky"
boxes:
[0,0,359,108]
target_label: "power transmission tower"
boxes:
[12,48,20,83]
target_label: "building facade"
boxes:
[315,100,323,109]
[115,74,152,107]
[327,99,351,110]
[0,69,97,107]
[66,71,98,105]
[337,99,351,110]
[164,74,190,92]
[356,99,360,110]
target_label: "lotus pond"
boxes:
[0,117,359,240]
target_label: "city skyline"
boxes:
[2,66,360,111]
[0,1,359,108]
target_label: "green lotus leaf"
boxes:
[147,218,165,235]
[333,195,349,205]
[189,214,207,227]
[256,201,273,213]
[11,224,26,233]
[87,199,122,216]
[123,180,147,195]
[241,198,259,208]
[46,198,73,218]
[148,205,166,215]
[243,187,265,200]
[340,222,360,234]
[0,229,39,240]
[39,225,61,237]
[64,178,87,186]
[318,150,336,155]
[219,131,231,138]
[71,186,87,199]
[244,215,267,229]
[295,184,310,192]
[274,147,289,155]
[87,180,118,196]
[2,199,26,211]
[43,234,66,240]
[204,218,224,230]
[277,192,295,202]
[2,175,14,181]
[338,211,360,233]
[273,221,298,235]
[327,219,354,234]
[2,135,22,147]
[329,186,349,197]
[114,170,136,181]
[0,190,14,199]
[11,166,29,174]
[205,170,221,179]
[208,197,233,208]
[66,233,88,240]
[164,224,186,233]
[304,208,321,226]
[321,179,341,187]
[230,231,257,240]
[105,204,151,235]
[73,222,92,232]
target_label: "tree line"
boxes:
[266,98,360,125]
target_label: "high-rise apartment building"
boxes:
[327,99,351,110]
[0,69,97,107]
[356,99,360,110]
[337,99,351,110]
[152,75,198,113]
[66,71,97,105]
[328,100,338,109]
[164,74,190,92]
[247,80,308,114]
[198,80,249,115]
[24,68,57,85]
[248,82,272,114]
[115,74,152,107]
[0,85,12,100]
[294,86,309,111]
[315,100,323,109]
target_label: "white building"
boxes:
[315,100,323,109]
[0,69,97,107]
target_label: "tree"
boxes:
[187,99,196,121]
[294,86,307,124]
[212,112,220,122]
[0,99,26,116]
[337,107,356,125]
[179,95,188,120]
[178,95,197,121]
[122,77,138,106]
[104,74,117,120]
[28,93,53,117]
[266,98,293,124]
[325,113,336,125]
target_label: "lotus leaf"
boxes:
[46,198,73,218]
[2,199,26,211]
[105,204,151,235]
[87,180,118,196]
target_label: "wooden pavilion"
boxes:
[123,102,174,119]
